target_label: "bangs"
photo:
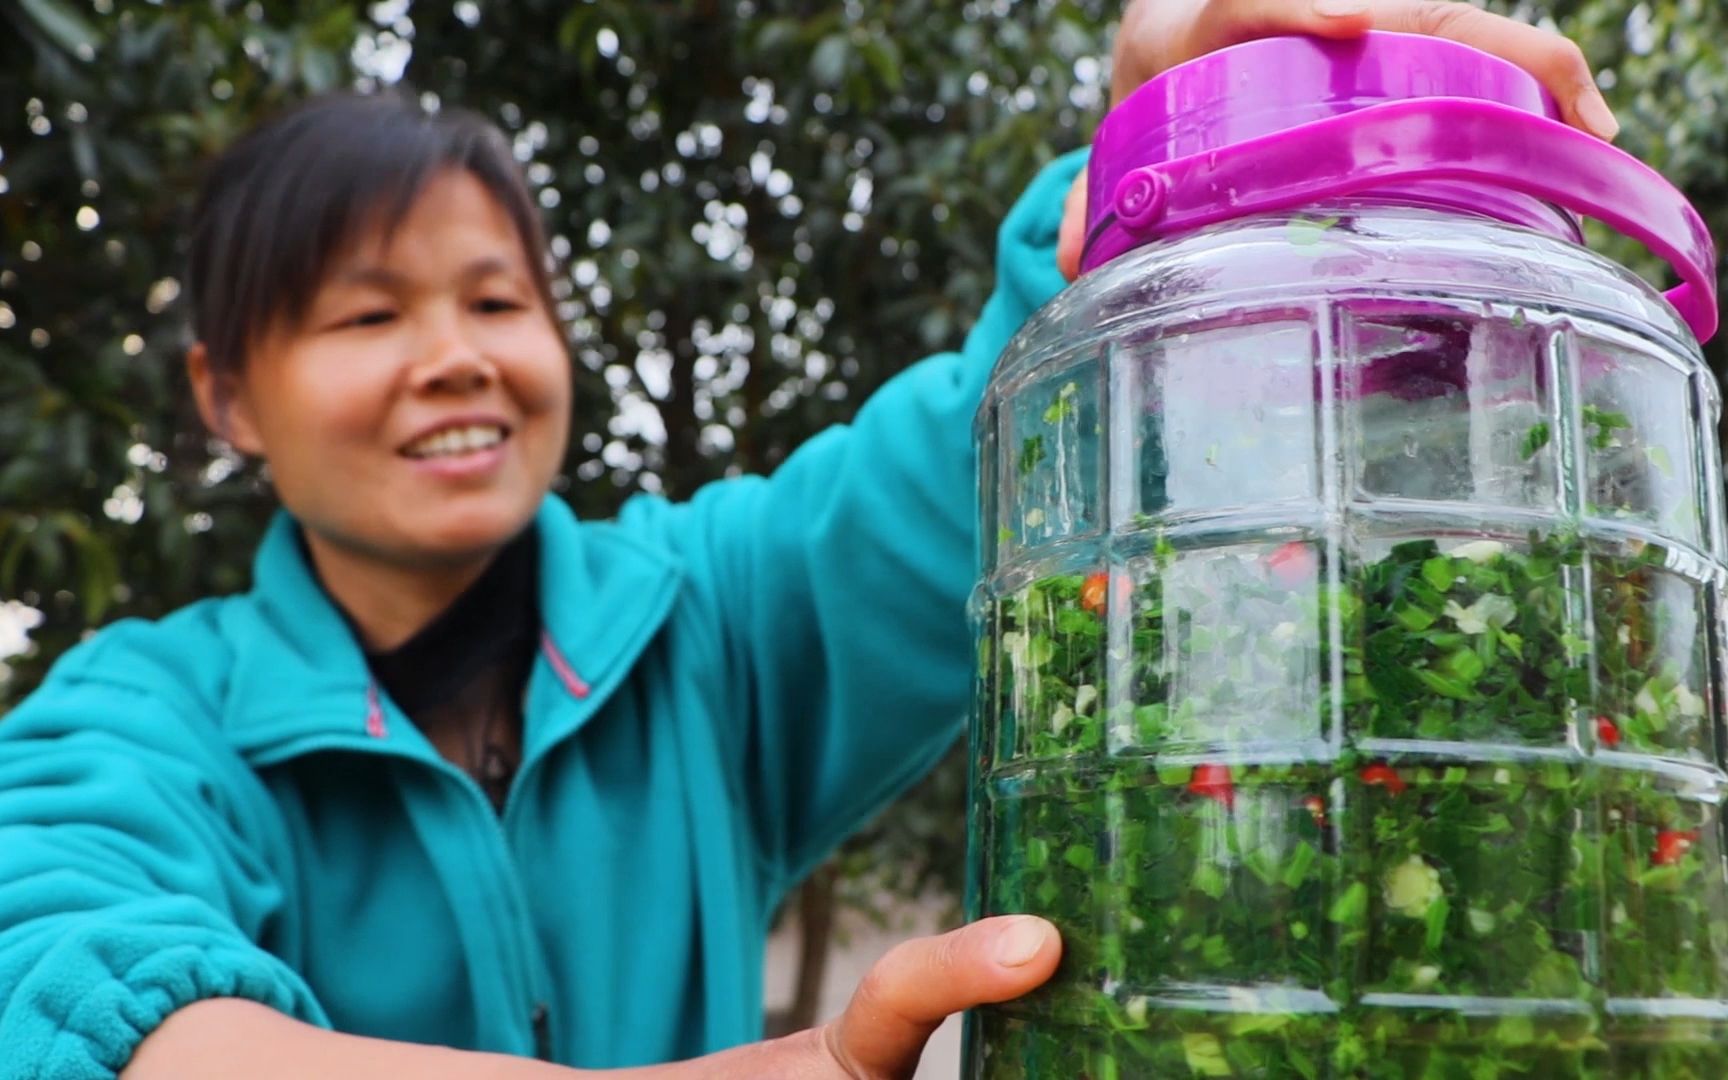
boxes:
[187,92,552,374]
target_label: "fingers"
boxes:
[823,916,1061,1079]
[1108,0,1618,142]
[1191,0,1378,53]
[1362,1,1618,139]
[1057,170,1088,281]
[1112,0,1375,104]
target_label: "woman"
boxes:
[0,2,1616,1077]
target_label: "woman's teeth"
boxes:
[405,424,505,459]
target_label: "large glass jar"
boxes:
[965,34,1725,1079]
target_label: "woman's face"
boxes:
[198,170,571,570]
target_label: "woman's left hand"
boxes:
[611,916,1061,1079]
[1057,0,1621,278]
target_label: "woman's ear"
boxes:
[186,342,265,456]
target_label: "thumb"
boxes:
[1057,169,1088,281]
[823,916,1061,1079]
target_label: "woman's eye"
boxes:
[341,309,396,328]
[476,297,523,314]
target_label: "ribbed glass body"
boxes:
[965,206,1728,1079]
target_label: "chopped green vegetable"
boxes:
[1286,213,1342,247]
[1017,433,1046,478]
[1583,404,1632,451]
[1521,420,1552,459]
[975,529,1723,1077]
[1043,381,1080,424]
[976,362,1722,1080]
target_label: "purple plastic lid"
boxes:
[1081,32,1720,343]
[1085,33,1570,255]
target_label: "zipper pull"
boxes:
[531,1002,552,1061]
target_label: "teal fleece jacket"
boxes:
[0,151,1081,1077]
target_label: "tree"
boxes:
[1,0,1116,1030]
[0,0,1114,684]
[1,0,368,686]
[395,0,1115,1028]
[3,0,1725,1034]
[1514,0,1728,391]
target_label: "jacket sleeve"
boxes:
[0,626,327,1079]
[662,151,1082,889]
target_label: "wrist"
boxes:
[124,998,576,1080]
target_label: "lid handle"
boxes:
[1111,97,1719,343]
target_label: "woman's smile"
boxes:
[399,417,516,483]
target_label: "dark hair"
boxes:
[187,91,557,377]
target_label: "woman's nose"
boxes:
[415,353,493,394]
[412,319,497,394]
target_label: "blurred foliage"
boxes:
[1,0,369,673]
[1,0,1725,923]
[0,0,1113,923]
[1508,0,1728,372]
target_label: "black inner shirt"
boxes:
[322,527,541,813]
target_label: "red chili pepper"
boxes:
[1188,764,1235,809]
[1080,573,1109,616]
[1595,716,1622,748]
[1653,830,1701,866]
[1360,763,1408,796]
[1302,795,1327,826]
[1266,542,1318,588]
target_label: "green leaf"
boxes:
[1063,843,1096,872]
[1422,556,1457,593]
[17,0,100,59]
[1495,1014,1536,1048]
[1181,1033,1233,1077]
[861,39,903,92]
[297,45,341,93]
[1441,646,1486,686]
[1393,603,1437,632]
[1329,881,1368,925]
[555,7,589,54]
[1414,667,1476,701]
[1026,836,1049,870]
[810,33,850,87]
[1646,443,1675,477]
[1192,862,1227,900]
[752,18,800,54]
[1026,635,1055,668]
[1017,434,1046,478]
[1424,896,1451,951]
[69,127,98,181]
[1520,421,1551,459]
[1583,404,1631,450]
[1285,214,1341,247]
[1281,840,1318,889]
[1042,382,1078,423]
[1227,1011,1291,1036]
[1200,934,1231,968]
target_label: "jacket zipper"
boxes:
[362,682,554,1062]
[350,619,653,1063]
[469,764,554,1062]
[532,1002,552,1061]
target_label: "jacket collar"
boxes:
[220,495,683,765]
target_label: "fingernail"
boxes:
[1576,93,1620,141]
[1313,0,1371,16]
[994,918,1048,968]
